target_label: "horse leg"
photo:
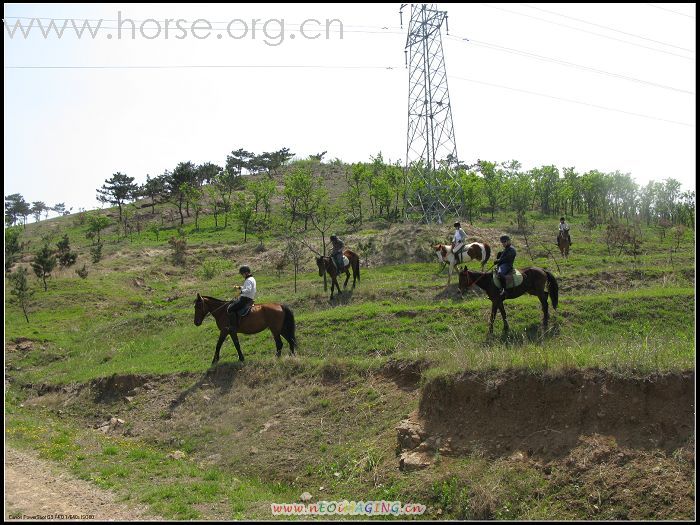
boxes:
[212,331,227,365]
[273,333,283,358]
[539,292,549,327]
[229,332,244,362]
[343,269,350,289]
[447,263,452,285]
[498,301,509,332]
[489,301,497,334]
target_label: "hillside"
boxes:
[4,166,695,520]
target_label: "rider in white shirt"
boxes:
[452,222,467,258]
[228,265,256,332]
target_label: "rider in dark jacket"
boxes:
[495,235,516,297]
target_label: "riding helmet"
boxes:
[454,222,461,228]
[239,265,251,275]
[499,234,510,242]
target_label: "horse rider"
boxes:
[452,222,468,261]
[495,235,516,298]
[228,265,256,333]
[558,217,572,246]
[330,234,345,270]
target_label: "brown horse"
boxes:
[557,231,571,259]
[193,293,296,364]
[315,249,360,300]
[458,266,559,333]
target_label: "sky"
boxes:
[4,3,696,216]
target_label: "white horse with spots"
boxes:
[434,242,492,286]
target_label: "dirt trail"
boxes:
[4,447,161,521]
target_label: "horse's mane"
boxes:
[200,295,231,304]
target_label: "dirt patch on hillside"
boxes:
[406,369,694,461]
[5,447,162,521]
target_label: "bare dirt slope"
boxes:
[4,447,162,521]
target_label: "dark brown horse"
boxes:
[557,231,571,259]
[194,293,296,364]
[458,266,559,333]
[315,249,361,300]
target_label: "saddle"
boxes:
[493,269,523,289]
[332,255,350,270]
[239,302,255,318]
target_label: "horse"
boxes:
[557,231,571,259]
[434,242,491,285]
[193,293,296,364]
[457,266,559,334]
[315,249,360,300]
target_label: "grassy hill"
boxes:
[5,165,695,520]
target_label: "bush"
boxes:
[75,264,89,279]
[90,241,103,263]
[168,236,187,266]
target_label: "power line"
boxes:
[4,60,693,127]
[477,3,694,61]
[4,64,403,70]
[446,35,694,95]
[645,3,696,19]
[519,3,694,53]
[448,74,694,128]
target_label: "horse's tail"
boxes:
[484,243,491,263]
[281,304,297,351]
[546,271,559,310]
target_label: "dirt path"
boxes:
[4,447,161,521]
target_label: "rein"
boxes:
[462,263,495,288]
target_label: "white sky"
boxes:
[4,3,696,214]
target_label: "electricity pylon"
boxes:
[401,3,459,224]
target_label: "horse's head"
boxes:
[457,266,471,294]
[434,244,447,263]
[194,293,207,326]
[315,256,326,277]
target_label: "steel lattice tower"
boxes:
[402,3,459,224]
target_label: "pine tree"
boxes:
[9,267,34,322]
[31,244,57,291]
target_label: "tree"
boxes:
[5,226,22,272]
[226,148,253,179]
[457,170,485,224]
[196,162,222,186]
[52,202,66,217]
[211,169,239,228]
[248,178,277,218]
[87,215,111,244]
[283,166,315,226]
[141,174,166,214]
[31,201,48,223]
[181,182,204,230]
[56,234,78,268]
[9,267,34,322]
[165,162,197,225]
[344,163,366,229]
[478,160,503,219]
[31,244,57,291]
[308,200,338,292]
[96,172,139,224]
[232,193,255,242]
[4,193,31,228]
[284,237,304,293]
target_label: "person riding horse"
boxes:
[558,217,572,246]
[330,235,345,271]
[452,222,467,261]
[228,265,256,333]
[495,235,516,297]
